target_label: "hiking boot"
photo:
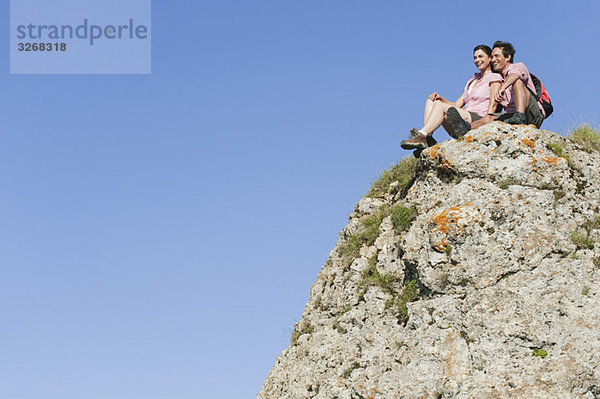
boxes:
[411,134,437,158]
[408,128,437,145]
[447,107,471,138]
[504,112,527,125]
[401,131,428,150]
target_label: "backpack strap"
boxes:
[529,74,542,101]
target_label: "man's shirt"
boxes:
[501,62,545,116]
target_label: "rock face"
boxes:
[258,123,600,399]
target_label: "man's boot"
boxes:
[504,112,527,125]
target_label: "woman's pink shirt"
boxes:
[461,71,502,116]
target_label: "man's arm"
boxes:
[494,73,521,103]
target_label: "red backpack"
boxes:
[529,74,553,118]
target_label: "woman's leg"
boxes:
[441,119,454,136]
[424,99,435,125]
[421,102,473,135]
[454,107,473,123]
[421,101,445,134]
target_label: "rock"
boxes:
[258,122,600,399]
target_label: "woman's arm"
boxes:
[453,95,465,109]
[428,90,464,107]
[429,92,463,107]
[488,82,501,114]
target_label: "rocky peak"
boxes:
[259,122,600,399]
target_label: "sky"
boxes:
[1,1,599,398]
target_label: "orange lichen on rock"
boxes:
[434,239,448,252]
[426,145,441,159]
[542,156,561,166]
[434,212,451,234]
[425,145,451,169]
[464,135,474,143]
[522,138,535,150]
[433,205,473,234]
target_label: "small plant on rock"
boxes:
[386,280,420,323]
[342,361,361,378]
[368,157,417,198]
[332,318,347,334]
[533,348,548,358]
[339,209,387,266]
[571,231,595,250]
[339,204,416,267]
[547,143,574,168]
[389,204,416,232]
[291,324,315,346]
[567,124,600,153]
[582,214,600,234]
[359,254,397,292]
[498,177,519,190]
[554,189,566,201]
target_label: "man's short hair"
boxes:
[493,41,515,63]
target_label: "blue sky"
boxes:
[1,1,599,398]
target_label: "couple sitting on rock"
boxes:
[401,41,546,151]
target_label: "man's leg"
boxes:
[524,92,544,128]
[470,114,497,130]
[502,79,529,124]
[512,79,529,114]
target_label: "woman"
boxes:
[401,45,502,150]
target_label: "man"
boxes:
[448,41,545,137]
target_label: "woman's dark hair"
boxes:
[493,41,515,62]
[473,44,492,57]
